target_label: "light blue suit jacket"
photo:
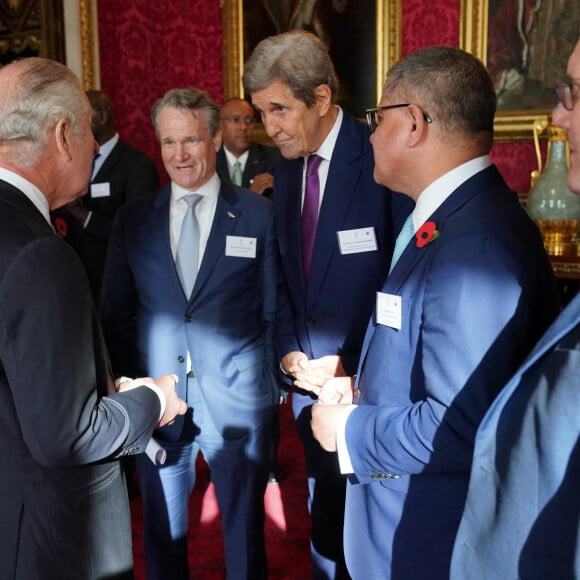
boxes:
[451,292,580,579]
[101,180,280,441]
[342,165,561,579]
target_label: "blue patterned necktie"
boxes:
[389,214,415,273]
[232,160,243,186]
[176,194,203,297]
[302,154,323,282]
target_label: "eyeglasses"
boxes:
[222,115,255,125]
[365,104,433,133]
[555,78,580,111]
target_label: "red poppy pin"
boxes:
[415,221,439,248]
[54,217,68,237]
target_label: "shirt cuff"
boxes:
[336,404,357,474]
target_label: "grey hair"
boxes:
[385,46,496,138]
[151,87,220,137]
[243,30,338,106]
[0,57,89,167]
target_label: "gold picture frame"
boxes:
[221,0,402,111]
[459,0,563,141]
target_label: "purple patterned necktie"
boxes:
[301,154,323,282]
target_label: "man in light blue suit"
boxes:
[100,88,279,579]
[310,46,561,579]
[451,37,580,580]
[244,30,412,579]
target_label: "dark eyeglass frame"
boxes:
[555,78,580,112]
[221,115,256,125]
[365,103,433,133]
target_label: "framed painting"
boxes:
[460,0,576,141]
[221,0,402,118]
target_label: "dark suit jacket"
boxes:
[51,138,159,300]
[343,165,561,579]
[216,142,282,199]
[100,179,280,442]
[451,291,580,580]
[274,111,411,379]
[0,180,162,579]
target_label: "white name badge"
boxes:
[337,227,377,254]
[225,235,257,258]
[90,182,111,198]
[376,292,402,330]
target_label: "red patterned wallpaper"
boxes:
[97,0,534,193]
[98,0,223,185]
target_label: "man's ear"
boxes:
[54,118,73,161]
[405,105,429,146]
[313,84,332,117]
[213,128,223,152]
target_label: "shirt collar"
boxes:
[308,105,343,163]
[0,167,51,225]
[171,171,221,202]
[413,155,491,228]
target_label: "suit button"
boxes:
[177,355,185,363]
[184,315,192,323]
[353,388,361,399]
[307,316,317,325]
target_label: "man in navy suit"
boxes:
[244,30,411,579]
[0,57,186,580]
[310,46,561,579]
[451,37,580,580]
[51,90,159,301]
[217,97,282,199]
[100,87,279,579]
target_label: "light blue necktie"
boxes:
[389,214,414,273]
[176,194,203,297]
[232,160,243,186]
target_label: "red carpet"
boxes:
[131,400,312,578]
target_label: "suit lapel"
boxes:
[307,115,363,299]
[93,139,123,182]
[190,182,239,300]
[386,165,506,293]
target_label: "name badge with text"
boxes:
[225,235,257,258]
[337,227,377,254]
[90,182,111,198]
[376,292,402,330]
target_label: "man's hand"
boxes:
[318,376,354,405]
[249,172,274,195]
[292,355,346,395]
[280,351,309,378]
[311,404,348,452]
[153,374,188,428]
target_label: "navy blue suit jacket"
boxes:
[451,291,580,579]
[343,165,561,579]
[274,111,411,378]
[100,179,280,442]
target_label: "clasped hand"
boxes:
[116,374,187,428]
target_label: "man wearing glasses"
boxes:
[451,38,580,579]
[217,98,282,199]
[309,46,561,579]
